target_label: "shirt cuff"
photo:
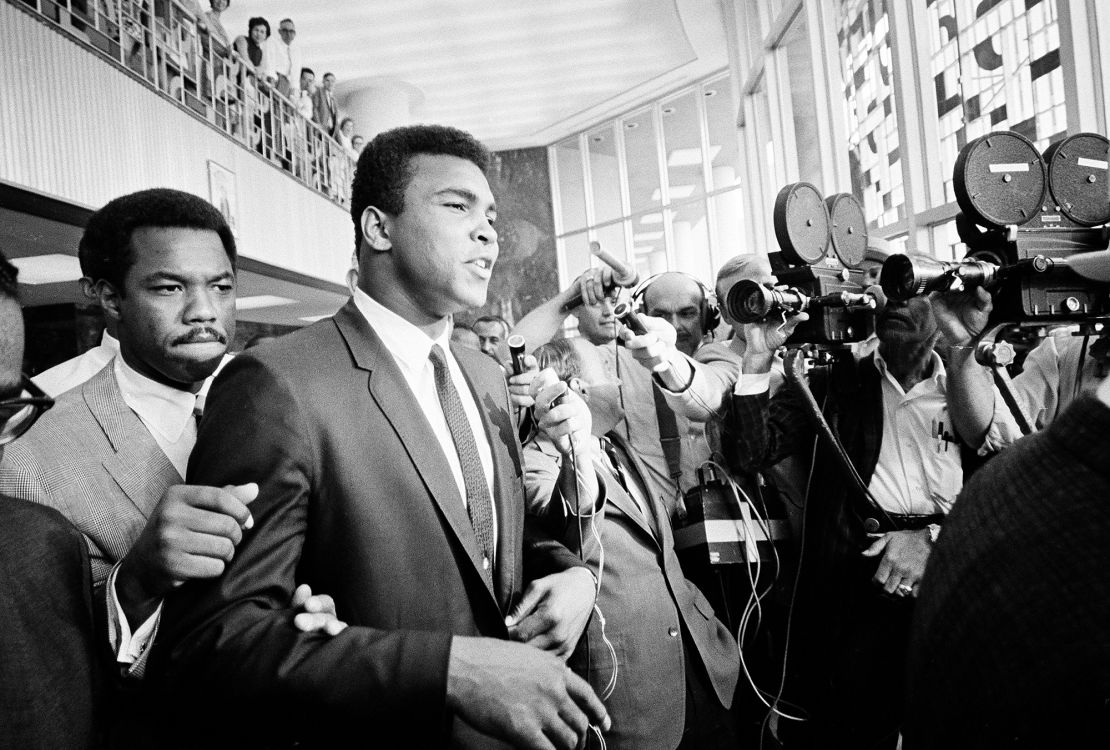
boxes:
[106,562,163,666]
[735,371,771,396]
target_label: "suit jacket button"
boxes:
[667,627,679,638]
[482,556,490,571]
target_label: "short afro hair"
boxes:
[79,188,236,294]
[349,124,491,256]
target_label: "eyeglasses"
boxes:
[0,376,54,445]
[279,27,296,34]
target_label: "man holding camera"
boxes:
[730,292,1012,748]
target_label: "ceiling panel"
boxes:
[221,0,727,148]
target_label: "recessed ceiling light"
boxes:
[592,135,604,143]
[704,89,718,97]
[662,107,676,115]
[236,295,298,310]
[625,122,640,130]
[9,254,81,285]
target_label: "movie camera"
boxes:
[880,130,1110,327]
[723,183,884,346]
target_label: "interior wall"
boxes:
[0,2,351,287]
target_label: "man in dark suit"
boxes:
[153,125,608,748]
[0,253,102,749]
[523,337,740,750]
[311,71,338,136]
[905,374,1110,747]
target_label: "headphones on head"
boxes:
[629,271,721,335]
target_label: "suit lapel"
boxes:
[452,344,519,612]
[83,365,181,520]
[334,303,499,606]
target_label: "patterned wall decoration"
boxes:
[457,146,559,328]
[838,0,905,228]
[926,0,1066,202]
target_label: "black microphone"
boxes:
[612,301,649,335]
[508,334,527,375]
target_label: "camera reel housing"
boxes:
[760,182,875,345]
[953,130,1110,324]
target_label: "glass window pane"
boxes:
[631,220,668,280]
[593,223,629,273]
[924,0,1067,203]
[554,137,588,232]
[704,77,742,192]
[670,200,712,286]
[712,188,748,267]
[929,220,961,262]
[661,91,707,202]
[780,13,822,187]
[587,124,624,225]
[562,232,591,282]
[623,109,663,215]
[837,0,904,227]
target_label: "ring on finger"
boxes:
[896,582,913,596]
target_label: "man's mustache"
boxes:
[173,327,228,346]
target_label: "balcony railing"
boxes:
[13,0,356,207]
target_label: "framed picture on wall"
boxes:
[207,160,238,237]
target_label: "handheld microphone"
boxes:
[560,242,641,313]
[612,301,648,335]
[508,334,527,375]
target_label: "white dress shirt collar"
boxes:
[873,346,946,395]
[113,355,198,444]
[350,286,452,369]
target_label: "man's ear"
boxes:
[360,206,392,252]
[569,377,588,402]
[97,280,123,322]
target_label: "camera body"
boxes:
[723,183,878,345]
[881,131,1110,326]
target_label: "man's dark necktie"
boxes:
[429,344,496,574]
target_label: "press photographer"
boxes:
[729,286,1014,748]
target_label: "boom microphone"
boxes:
[560,242,640,313]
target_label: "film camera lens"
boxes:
[880,254,1000,301]
[725,280,807,323]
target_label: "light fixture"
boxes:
[662,106,676,115]
[625,121,640,130]
[704,89,718,97]
[236,295,298,310]
[9,254,81,284]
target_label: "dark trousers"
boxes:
[679,632,739,749]
[780,560,911,750]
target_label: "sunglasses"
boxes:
[0,376,54,445]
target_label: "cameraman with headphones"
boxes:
[511,266,739,521]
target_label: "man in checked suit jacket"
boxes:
[151,125,608,749]
[0,190,259,683]
[903,374,1110,747]
[522,338,740,750]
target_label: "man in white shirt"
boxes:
[270,17,303,99]
[0,189,338,689]
[730,294,1012,748]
